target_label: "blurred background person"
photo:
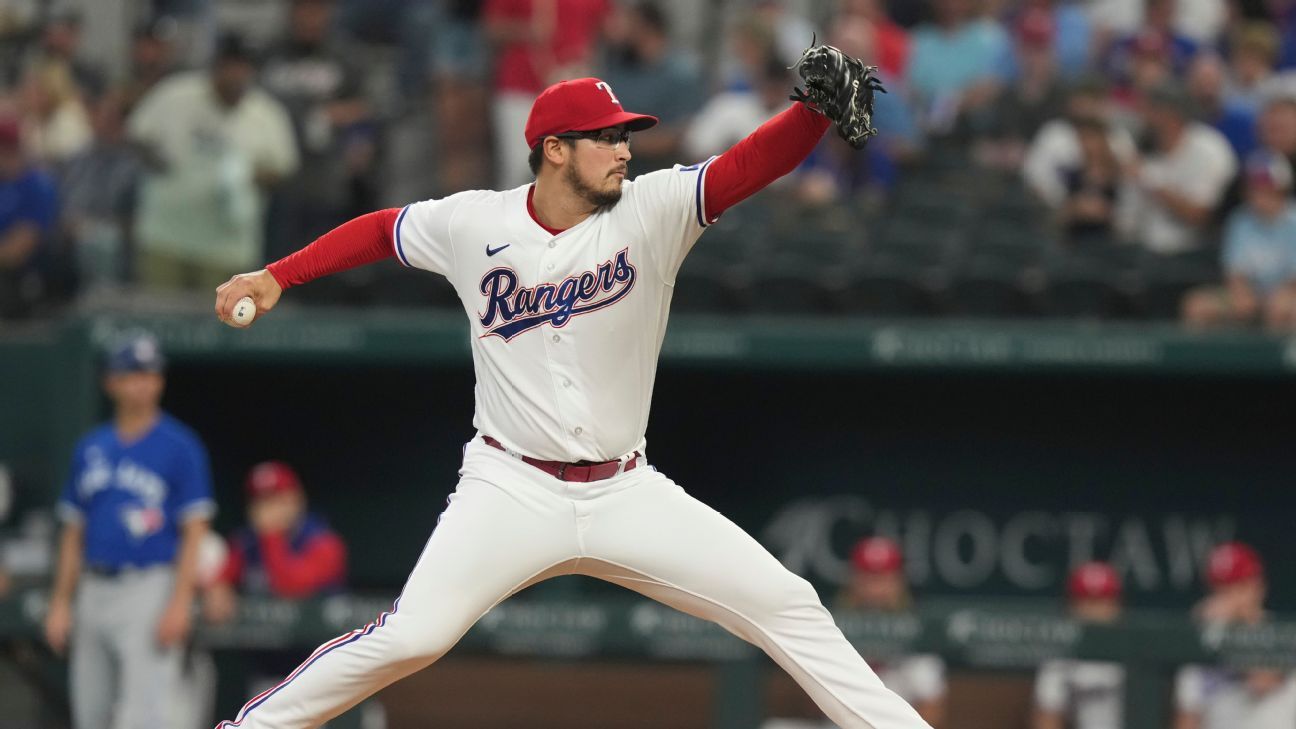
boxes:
[21,9,103,101]
[977,5,1070,171]
[18,58,91,167]
[1032,561,1126,729]
[0,112,58,320]
[1223,21,1282,113]
[483,0,610,188]
[121,16,181,111]
[1173,541,1296,729]
[683,20,782,161]
[1107,27,1184,114]
[598,0,701,172]
[56,90,144,291]
[1053,115,1126,244]
[750,0,819,69]
[1103,0,1200,84]
[1008,0,1094,81]
[905,0,1010,137]
[127,34,298,292]
[204,460,347,621]
[1255,85,1296,178]
[43,332,215,729]
[1023,79,1137,211]
[260,0,377,261]
[1118,83,1237,255]
[1181,149,1296,329]
[1187,53,1259,160]
[839,537,947,728]
[762,536,946,729]
[836,0,909,80]
[202,459,357,728]
[429,0,490,193]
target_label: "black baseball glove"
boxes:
[790,38,886,149]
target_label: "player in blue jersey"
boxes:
[44,332,216,729]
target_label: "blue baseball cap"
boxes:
[105,333,167,374]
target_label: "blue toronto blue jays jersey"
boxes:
[58,413,215,568]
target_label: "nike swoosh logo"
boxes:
[486,243,510,257]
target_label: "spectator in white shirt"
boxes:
[684,54,792,162]
[128,34,298,291]
[1033,562,1126,729]
[1119,83,1237,255]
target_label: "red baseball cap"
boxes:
[524,77,658,149]
[1206,542,1264,588]
[245,461,302,498]
[1067,561,1122,600]
[851,537,903,574]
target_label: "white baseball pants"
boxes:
[217,438,930,729]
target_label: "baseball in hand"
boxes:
[231,296,256,326]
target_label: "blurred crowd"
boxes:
[2,0,1296,326]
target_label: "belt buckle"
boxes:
[556,463,568,480]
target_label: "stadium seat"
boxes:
[746,259,838,315]
[873,217,963,270]
[688,220,766,269]
[672,263,745,313]
[839,269,931,316]
[948,259,1028,317]
[1039,269,1121,318]
[1135,249,1221,320]
[968,219,1050,268]
[776,228,858,268]
[370,265,459,308]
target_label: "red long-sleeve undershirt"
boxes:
[701,102,830,220]
[265,103,830,289]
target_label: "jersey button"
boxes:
[547,264,555,271]
[574,427,583,436]
[548,241,556,249]
[562,378,572,388]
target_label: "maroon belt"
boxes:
[482,436,639,482]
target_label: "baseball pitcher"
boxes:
[213,43,926,729]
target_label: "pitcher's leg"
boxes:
[581,473,930,729]
[217,470,579,729]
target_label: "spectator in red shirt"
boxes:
[204,461,346,622]
[484,0,611,188]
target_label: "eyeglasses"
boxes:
[554,128,632,151]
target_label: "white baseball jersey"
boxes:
[393,162,716,462]
[1034,659,1125,729]
[1176,665,1296,729]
